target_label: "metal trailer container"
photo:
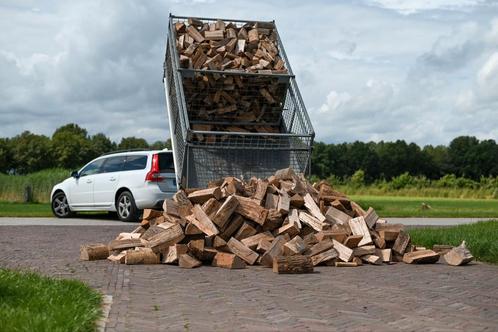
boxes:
[163,14,314,188]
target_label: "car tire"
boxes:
[116,191,139,222]
[51,191,74,218]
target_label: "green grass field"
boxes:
[408,221,498,264]
[0,269,101,331]
[352,195,498,218]
[1,195,498,218]
[0,202,53,217]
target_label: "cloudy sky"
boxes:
[1,0,498,145]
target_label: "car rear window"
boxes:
[102,156,125,173]
[123,155,147,171]
[159,152,175,173]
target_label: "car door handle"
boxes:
[109,177,116,181]
[86,179,92,184]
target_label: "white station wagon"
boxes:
[50,150,177,222]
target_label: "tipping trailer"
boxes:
[163,14,314,188]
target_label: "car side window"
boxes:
[101,156,125,173]
[123,155,147,171]
[79,159,105,177]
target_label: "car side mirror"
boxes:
[71,171,79,178]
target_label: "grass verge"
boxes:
[0,269,102,332]
[352,195,498,218]
[408,221,498,264]
[0,202,53,217]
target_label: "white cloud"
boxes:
[477,52,498,99]
[365,0,487,15]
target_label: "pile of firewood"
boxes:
[81,168,474,272]
[174,17,289,135]
[175,18,286,73]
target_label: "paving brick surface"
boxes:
[1,225,497,331]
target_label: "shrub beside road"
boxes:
[0,269,101,331]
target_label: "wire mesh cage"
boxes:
[164,14,314,188]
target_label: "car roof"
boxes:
[97,149,171,159]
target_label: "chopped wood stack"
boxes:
[175,18,287,74]
[174,17,289,135]
[81,168,472,272]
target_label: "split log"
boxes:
[212,252,246,269]
[353,245,376,257]
[444,241,474,266]
[234,222,258,240]
[191,205,219,236]
[304,240,334,256]
[299,211,323,232]
[303,193,326,223]
[343,235,363,248]
[108,239,144,251]
[107,252,126,263]
[260,234,289,267]
[162,199,180,218]
[146,224,185,253]
[364,207,379,229]
[143,209,163,220]
[125,248,160,265]
[277,191,290,215]
[332,239,354,262]
[212,195,239,228]
[235,195,268,225]
[315,231,348,243]
[349,217,373,246]
[311,248,338,266]
[241,232,274,250]
[273,255,313,274]
[392,230,411,255]
[379,230,399,242]
[178,254,202,268]
[325,206,351,225]
[219,215,244,241]
[335,261,359,267]
[277,222,300,238]
[80,244,109,261]
[188,187,222,204]
[361,254,383,265]
[256,238,272,254]
[403,250,440,264]
[162,244,188,264]
[375,249,392,263]
[283,236,305,255]
[227,238,259,265]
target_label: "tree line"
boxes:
[1,123,497,181]
[311,137,498,182]
[0,124,171,174]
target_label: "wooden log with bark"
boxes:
[80,244,109,261]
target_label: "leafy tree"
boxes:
[150,139,172,150]
[90,133,116,157]
[51,123,93,170]
[0,138,13,173]
[351,169,365,187]
[118,137,149,150]
[10,131,53,174]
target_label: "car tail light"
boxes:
[145,154,164,182]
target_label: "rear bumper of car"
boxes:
[132,184,175,210]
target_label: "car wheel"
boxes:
[116,191,139,222]
[51,191,73,218]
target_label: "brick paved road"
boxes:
[1,225,497,331]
